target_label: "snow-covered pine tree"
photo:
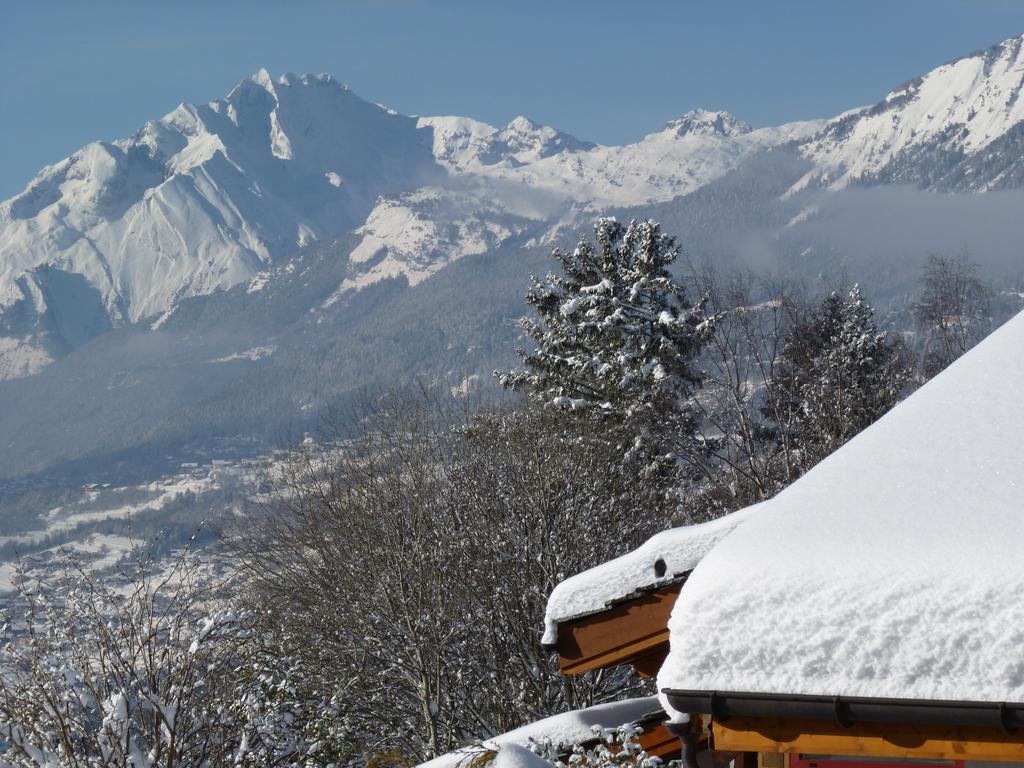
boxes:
[773,285,911,470]
[499,218,714,473]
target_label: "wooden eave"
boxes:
[555,578,686,676]
[713,716,1024,762]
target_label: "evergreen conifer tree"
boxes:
[500,218,714,473]
[773,285,910,469]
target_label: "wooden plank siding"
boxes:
[713,717,1024,762]
[556,580,684,676]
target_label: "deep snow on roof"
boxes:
[542,505,762,646]
[658,310,1024,714]
[416,697,662,768]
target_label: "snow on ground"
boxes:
[658,309,1024,712]
[210,345,277,363]
[73,533,134,570]
[425,110,826,211]
[0,461,257,595]
[0,534,135,594]
[542,505,763,646]
[43,475,217,533]
[488,743,553,768]
[416,697,661,768]
[0,335,52,380]
[322,185,532,302]
[246,271,271,293]
[0,563,17,594]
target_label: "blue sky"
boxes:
[3,0,1024,199]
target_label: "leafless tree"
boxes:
[230,386,471,763]
[674,267,804,520]
[228,386,659,763]
[450,400,658,737]
[913,254,993,378]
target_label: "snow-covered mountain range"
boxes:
[2,33,1024,481]
[0,66,830,379]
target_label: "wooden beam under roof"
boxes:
[556,580,684,676]
[713,716,1024,762]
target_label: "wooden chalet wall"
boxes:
[714,718,1024,763]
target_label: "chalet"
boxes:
[544,309,1024,768]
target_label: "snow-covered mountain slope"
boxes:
[797,33,1024,190]
[0,70,443,326]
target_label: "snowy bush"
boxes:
[0,541,353,768]
[228,630,360,766]
[527,723,675,768]
[0,546,241,767]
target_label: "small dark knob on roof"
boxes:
[654,558,667,578]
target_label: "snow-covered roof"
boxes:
[658,310,1024,713]
[542,506,761,646]
[416,697,662,768]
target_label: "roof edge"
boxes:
[662,689,1024,733]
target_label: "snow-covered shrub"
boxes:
[528,723,675,768]
[0,541,352,768]
[0,545,241,767]
[228,630,360,766]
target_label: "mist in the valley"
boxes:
[775,186,1024,303]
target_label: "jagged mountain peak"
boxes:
[0,68,441,329]
[491,115,595,161]
[664,109,752,138]
[251,66,276,91]
[503,115,542,132]
[243,68,346,92]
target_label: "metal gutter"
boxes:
[662,689,1024,734]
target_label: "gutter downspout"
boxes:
[665,717,702,768]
